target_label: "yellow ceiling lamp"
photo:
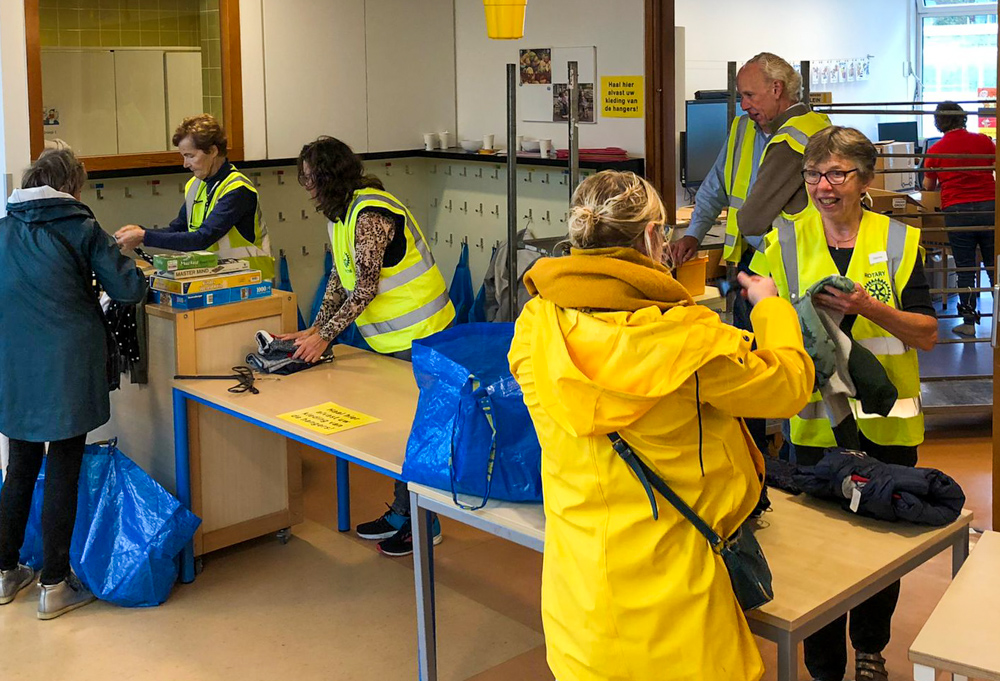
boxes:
[484,0,527,40]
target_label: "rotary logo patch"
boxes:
[864,276,892,304]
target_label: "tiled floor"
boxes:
[299,408,993,681]
[0,404,990,680]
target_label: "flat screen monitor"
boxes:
[877,121,919,145]
[683,100,731,187]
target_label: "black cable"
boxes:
[174,366,259,394]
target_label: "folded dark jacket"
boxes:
[792,448,965,526]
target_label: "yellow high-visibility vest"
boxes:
[330,189,454,354]
[752,210,924,447]
[722,109,831,262]
[184,168,274,280]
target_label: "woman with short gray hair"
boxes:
[0,148,146,619]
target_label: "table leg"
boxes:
[173,389,195,584]
[952,528,970,577]
[412,491,437,681]
[336,457,351,532]
[776,633,798,681]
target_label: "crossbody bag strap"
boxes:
[607,431,725,550]
[448,380,498,511]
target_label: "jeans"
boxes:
[0,434,87,585]
[944,200,995,323]
[796,434,916,680]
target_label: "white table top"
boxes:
[410,484,972,632]
[910,530,1000,680]
[174,346,418,475]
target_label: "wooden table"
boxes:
[172,346,418,582]
[410,485,972,681]
[910,530,1000,681]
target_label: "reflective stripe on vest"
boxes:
[184,169,274,280]
[330,189,455,354]
[722,116,755,263]
[769,210,925,447]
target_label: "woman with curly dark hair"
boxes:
[279,136,454,556]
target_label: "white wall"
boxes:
[454,0,646,156]
[0,0,31,202]
[677,0,914,142]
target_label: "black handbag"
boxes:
[39,224,122,391]
[608,431,774,611]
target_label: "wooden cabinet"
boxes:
[92,293,303,557]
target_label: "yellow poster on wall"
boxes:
[601,76,644,118]
[278,402,380,435]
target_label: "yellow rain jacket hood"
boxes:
[510,248,813,681]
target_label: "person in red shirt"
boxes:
[923,101,996,336]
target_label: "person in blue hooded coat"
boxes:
[0,149,147,620]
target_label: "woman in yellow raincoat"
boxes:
[509,170,814,681]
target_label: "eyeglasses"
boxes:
[802,168,860,185]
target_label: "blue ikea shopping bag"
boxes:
[402,323,542,508]
[16,440,201,607]
[449,242,475,324]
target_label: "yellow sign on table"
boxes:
[278,402,380,435]
[601,76,644,118]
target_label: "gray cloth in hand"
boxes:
[794,275,897,448]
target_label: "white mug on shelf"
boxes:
[483,133,495,150]
[423,133,436,151]
[539,138,552,157]
[438,131,450,150]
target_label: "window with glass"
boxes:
[919,2,998,138]
[27,0,242,171]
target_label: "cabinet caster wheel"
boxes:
[194,557,204,575]
[277,528,292,545]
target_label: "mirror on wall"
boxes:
[28,0,241,170]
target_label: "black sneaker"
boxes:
[855,651,888,681]
[377,517,442,557]
[356,505,407,540]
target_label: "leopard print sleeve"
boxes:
[316,210,395,342]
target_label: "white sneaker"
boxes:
[0,564,35,605]
[953,323,977,337]
[37,572,96,620]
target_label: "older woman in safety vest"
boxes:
[115,114,274,281]
[751,126,937,681]
[280,136,454,557]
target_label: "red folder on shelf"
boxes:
[554,147,630,162]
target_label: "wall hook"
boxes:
[523,171,533,183]
[444,165,453,176]
[278,211,286,223]
[446,233,454,247]
[430,165,438,174]
[542,210,551,224]
[475,202,484,216]
[523,208,534,223]
[432,232,439,245]
[178,183,186,194]
[491,168,500,180]
[275,170,285,185]
[444,200,453,212]
[124,186,132,199]
[431,198,439,208]
[301,245,310,257]
[279,248,286,259]
[490,204,500,218]
[150,181,160,196]
[459,201,468,214]
[477,238,485,251]
[301,209,309,220]
[461,235,469,246]
[475,168,483,179]
[541,173,551,185]
[404,165,413,175]
[459,166,467,177]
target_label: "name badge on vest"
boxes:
[869,251,888,265]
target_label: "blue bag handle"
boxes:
[447,379,498,511]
